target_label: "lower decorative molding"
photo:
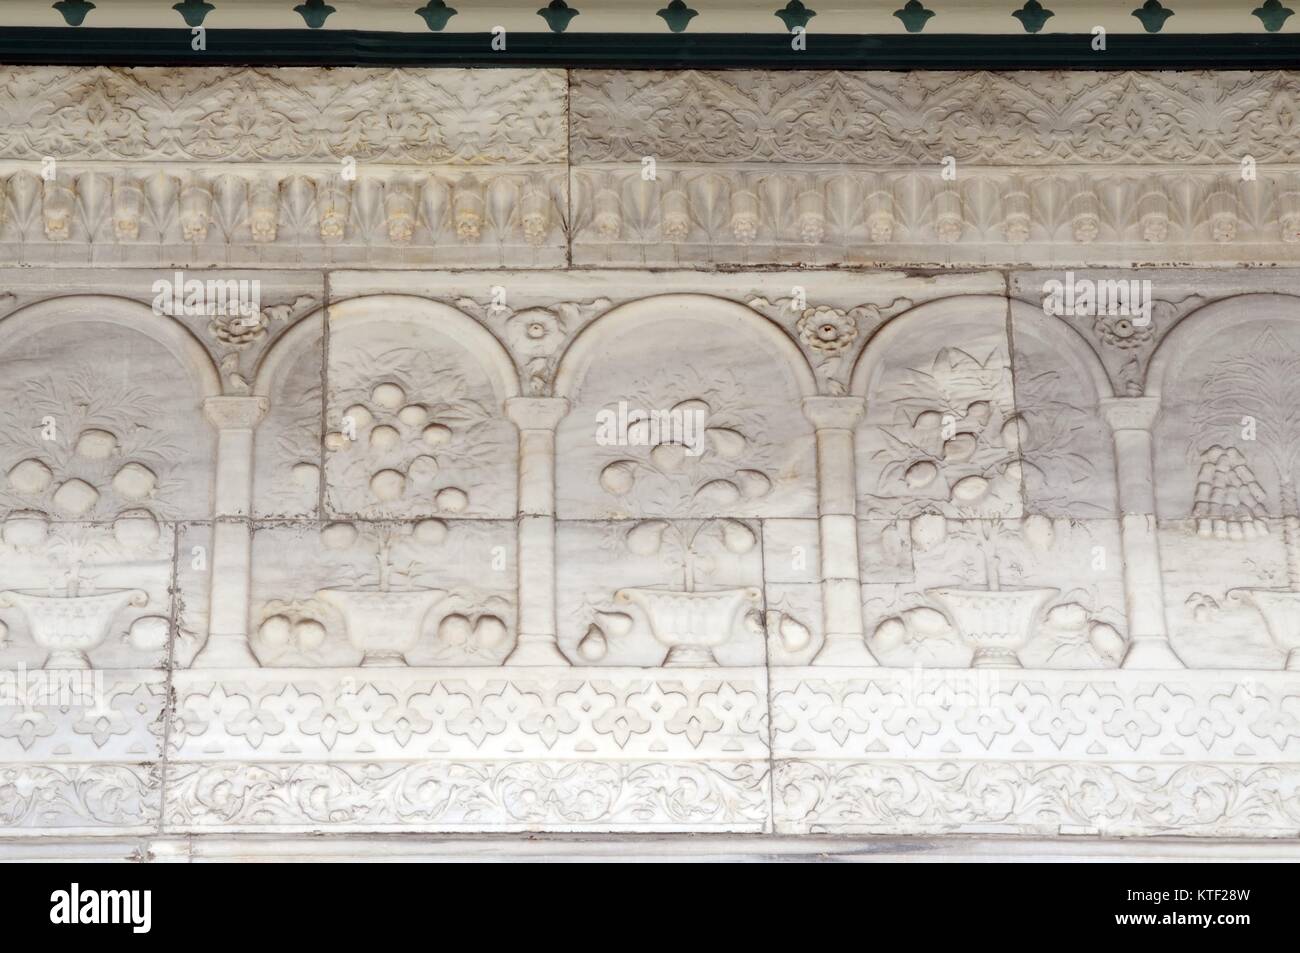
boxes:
[0,762,159,834]
[3,667,1298,836]
[163,759,771,832]
[774,760,1300,837]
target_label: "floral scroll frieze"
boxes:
[0,67,567,165]
[570,70,1300,167]
[164,759,769,831]
[775,760,1300,836]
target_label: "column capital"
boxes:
[506,396,570,431]
[1099,396,1160,433]
[802,395,866,430]
[203,395,270,430]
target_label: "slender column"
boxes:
[1100,396,1184,669]
[804,397,877,666]
[192,395,269,668]
[505,397,570,665]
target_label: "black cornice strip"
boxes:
[0,29,1297,69]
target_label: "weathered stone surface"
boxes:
[1,67,1299,850]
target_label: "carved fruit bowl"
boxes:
[315,587,446,667]
[1229,589,1300,670]
[0,588,148,669]
[615,586,761,666]
[926,587,1058,668]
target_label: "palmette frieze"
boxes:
[569,167,1300,267]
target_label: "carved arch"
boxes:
[553,293,817,397]
[0,294,221,398]
[849,294,1111,400]
[322,294,520,401]
[1006,298,1114,401]
[253,303,322,398]
[1145,293,1300,399]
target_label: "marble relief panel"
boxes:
[0,316,213,524]
[244,520,516,669]
[6,270,1300,840]
[555,519,765,668]
[251,311,324,521]
[1008,304,1118,519]
[1150,296,1300,670]
[863,517,1128,670]
[854,299,1022,522]
[761,519,824,666]
[323,304,517,521]
[554,311,818,521]
[0,520,175,672]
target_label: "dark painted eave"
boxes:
[1,28,1299,69]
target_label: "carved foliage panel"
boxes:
[570,70,1300,166]
[776,760,1300,837]
[1008,308,1117,518]
[0,67,568,165]
[253,326,324,520]
[1153,304,1300,669]
[7,274,1300,836]
[0,321,213,523]
[555,309,818,521]
[164,760,770,832]
[855,302,1022,521]
[170,669,769,762]
[0,301,198,683]
[324,311,517,521]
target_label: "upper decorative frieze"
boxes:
[570,69,1300,166]
[0,67,567,165]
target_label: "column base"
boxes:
[506,634,570,666]
[1121,635,1185,669]
[811,635,878,667]
[191,632,260,668]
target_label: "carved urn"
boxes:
[614,586,761,666]
[315,587,446,666]
[0,588,148,669]
[1229,589,1300,670]
[926,587,1058,668]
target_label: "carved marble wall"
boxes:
[2,66,1300,848]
